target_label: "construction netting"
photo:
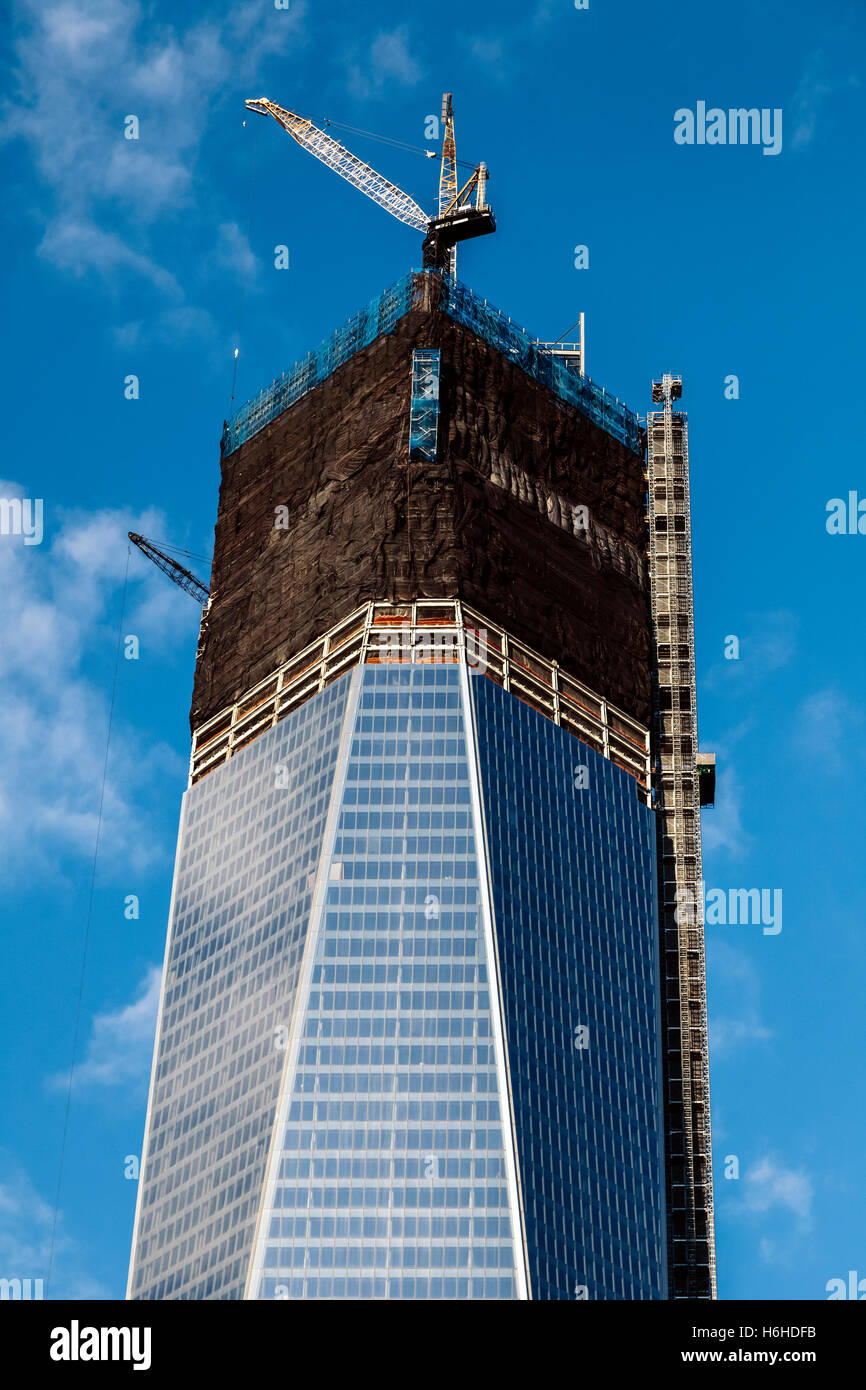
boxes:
[222,270,641,457]
[438,276,641,453]
[221,273,416,456]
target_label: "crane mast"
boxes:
[246,94,494,273]
[438,93,459,215]
[438,93,458,277]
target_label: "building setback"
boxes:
[127,269,715,1300]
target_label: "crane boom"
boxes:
[246,98,429,233]
[128,533,210,605]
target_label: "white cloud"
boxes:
[112,304,222,356]
[455,3,561,84]
[48,967,162,1094]
[41,2,123,56]
[102,144,191,215]
[2,0,306,305]
[469,37,505,70]
[370,27,421,84]
[724,1152,814,1269]
[0,485,196,878]
[347,26,423,101]
[791,54,859,150]
[708,942,773,1059]
[740,1155,813,1224]
[702,766,751,859]
[751,611,799,674]
[793,688,862,773]
[702,610,797,695]
[214,220,259,280]
[36,218,181,295]
[710,1013,772,1056]
[0,1159,112,1298]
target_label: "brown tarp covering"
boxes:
[192,302,651,732]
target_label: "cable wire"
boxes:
[552,317,583,344]
[320,116,477,171]
[146,538,211,565]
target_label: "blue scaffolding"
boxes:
[221,273,416,456]
[408,349,441,462]
[437,277,641,453]
[222,271,641,457]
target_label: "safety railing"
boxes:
[190,600,651,799]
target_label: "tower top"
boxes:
[651,374,683,404]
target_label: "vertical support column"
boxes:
[647,375,716,1299]
[460,661,531,1299]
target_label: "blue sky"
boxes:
[1,0,864,1301]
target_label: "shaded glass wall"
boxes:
[471,676,666,1299]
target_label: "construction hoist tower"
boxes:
[646,375,717,1299]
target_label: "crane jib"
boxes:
[248,97,429,233]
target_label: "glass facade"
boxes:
[130,661,665,1300]
[246,663,523,1301]
[471,676,666,1299]
[128,679,352,1299]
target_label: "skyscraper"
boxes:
[128,270,714,1300]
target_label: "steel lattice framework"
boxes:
[245,98,430,232]
[647,375,717,1299]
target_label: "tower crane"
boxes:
[245,94,494,274]
[128,533,210,605]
